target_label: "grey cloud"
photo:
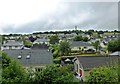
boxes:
[2,2,118,34]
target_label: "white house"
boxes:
[33,38,50,45]
[1,40,24,50]
[71,41,95,52]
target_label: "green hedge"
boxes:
[87,66,118,83]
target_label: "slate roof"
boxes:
[3,40,23,46]
[71,41,92,48]
[77,56,118,70]
[3,49,53,67]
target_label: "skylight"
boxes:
[18,55,22,59]
[26,55,30,59]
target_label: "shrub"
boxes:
[87,66,118,83]
[53,50,59,58]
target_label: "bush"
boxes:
[24,41,32,48]
[87,66,118,83]
[53,50,59,58]
[34,65,80,83]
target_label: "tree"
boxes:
[107,39,120,52]
[74,35,83,41]
[97,30,104,34]
[24,40,32,48]
[49,35,59,44]
[1,52,28,83]
[84,30,93,36]
[59,41,71,56]
[83,37,89,42]
[29,36,37,43]
[93,40,100,52]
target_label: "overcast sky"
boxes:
[0,0,119,34]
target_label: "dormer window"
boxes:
[18,55,22,59]
[26,55,30,59]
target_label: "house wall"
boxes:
[1,46,23,50]
[74,58,85,80]
[71,46,95,51]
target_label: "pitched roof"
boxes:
[3,49,53,67]
[3,40,23,46]
[77,56,118,70]
[71,41,91,47]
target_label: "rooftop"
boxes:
[3,49,53,67]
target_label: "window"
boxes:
[26,55,30,59]
[18,55,22,59]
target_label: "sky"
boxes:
[0,0,119,34]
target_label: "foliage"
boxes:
[87,66,118,83]
[49,35,59,44]
[53,50,59,58]
[49,45,59,58]
[34,65,79,84]
[107,39,120,52]
[59,41,71,56]
[74,35,83,41]
[97,30,104,34]
[84,30,93,36]
[1,52,28,83]
[29,36,37,43]
[53,58,61,64]
[71,50,80,53]
[24,40,32,48]
[74,35,89,42]
[82,37,89,42]
[92,40,100,52]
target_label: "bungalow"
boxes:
[73,55,119,81]
[3,49,53,67]
[33,38,50,45]
[1,40,24,50]
[71,41,95,53]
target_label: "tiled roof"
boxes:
[3,49,53,67]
